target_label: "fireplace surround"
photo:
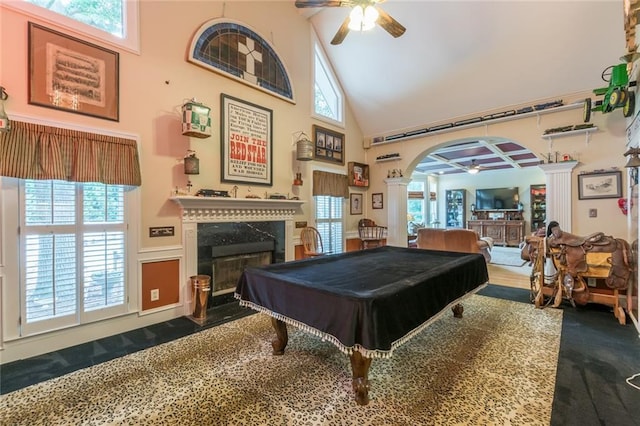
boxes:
[170,196,304,316]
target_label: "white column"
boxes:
[284,218,295,261]
[538,161,578,232]
[183,222,198,316]
[384,177,411,247]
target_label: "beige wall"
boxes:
[0,1,367,362]
[0,1,367,250]
[0,1,633,360]
[364,99,630,238]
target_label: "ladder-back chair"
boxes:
[358,219,387,250]
[300,226,328,258]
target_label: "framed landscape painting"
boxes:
[578,171,622,200]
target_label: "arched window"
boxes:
[188,19,294,103]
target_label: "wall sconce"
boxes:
[0,86,11,132]
[292,131,312,186]
[295,131,313,161]
[184,150,199,193]
[624,147,640,186]
[182,98,211,138]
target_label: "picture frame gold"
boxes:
[28,22,119,121]
[313,124,344,165]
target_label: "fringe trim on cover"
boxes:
[234,281,488,360]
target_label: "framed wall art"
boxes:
[372,193,383,209]
[350,193,363,215]
[28,22,119,121]
[313,124,344,165]
[578,171,622,200]
[221,94,273,186]
[348,161,369,187]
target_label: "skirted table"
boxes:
[235,246,489,405]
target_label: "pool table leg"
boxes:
[271,318,288,355]
[350,351,372,405]
[452,303,464,318]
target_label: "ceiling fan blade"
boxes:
[294,0,352,8]
[331,16,351,45]
[376,7,406,38]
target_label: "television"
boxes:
[475,187,519,210]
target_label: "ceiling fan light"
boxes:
[348,5,378,32]
[348,6,365,31]
[467,168,480,175]
[363,5,379,27]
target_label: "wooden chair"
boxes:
[300,226,328,258]
[358,219,387,249]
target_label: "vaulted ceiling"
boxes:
[301,1,627,173]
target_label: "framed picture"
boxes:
[578,171,622,200]
[221,94,273,186]
[348,161,369,187]
[350,193,363,215]
[313,124,344,165]
[28,22,119,121]
[372,193,383,209]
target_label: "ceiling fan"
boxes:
[295,0,406,45]
[466,159,487,174]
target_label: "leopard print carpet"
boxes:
[0,295,562,425]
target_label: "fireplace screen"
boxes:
[212,251,272,295]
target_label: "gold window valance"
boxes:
[312,170,349,198]
[0,121,141,186]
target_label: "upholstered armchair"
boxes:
[416,228,492,263]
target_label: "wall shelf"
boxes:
[368,102,584,146]
[542,126,598,140]
[542,126,598,148]
[376,156,402,163]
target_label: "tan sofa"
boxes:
[416,228,492,262]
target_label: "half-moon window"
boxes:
[188,19,294,103]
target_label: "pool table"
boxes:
[235,246,488,405]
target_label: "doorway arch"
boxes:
[384,135,546,247]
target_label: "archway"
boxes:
[397,136,546,247]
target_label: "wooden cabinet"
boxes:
[505,221,525,246]
[445,189,466,228]
[530,184,546,232]
[467,219,524,247]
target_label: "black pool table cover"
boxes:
[235,246,488,358]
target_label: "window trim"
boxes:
[2,0,140,54]
[313,195,345,253]
[0,114,140,340]
[19,181,129,336]
[311,30,345,128]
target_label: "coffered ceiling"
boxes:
[413,138,541,176]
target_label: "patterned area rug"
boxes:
[0,295,562,425]
[490,246,527,267]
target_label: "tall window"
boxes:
[313,40,344,126]
[315,195,344,253]
[21,179,128,336]
[407,180,426,232]
[8,0,139,52]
